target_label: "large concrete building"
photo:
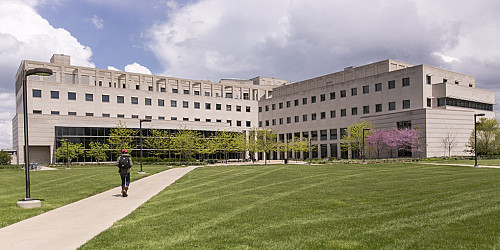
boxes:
[12,55,495,163]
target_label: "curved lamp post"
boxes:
[19,68,53,208]
[474,113,485,167]
[139,118,151,174]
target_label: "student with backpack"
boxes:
[117,149,133,197]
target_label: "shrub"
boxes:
[0,150,12,165]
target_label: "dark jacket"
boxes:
[117,154,133,174]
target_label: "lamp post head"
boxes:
[475,113,485,118]
[26,68,53,77]
[140,119,152,123]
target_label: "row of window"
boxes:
[259,100,411,127]
[33,89,252,112]
[276,129,345,142]
[259,78,411,112]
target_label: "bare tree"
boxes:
[442,128,457,157]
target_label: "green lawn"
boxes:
[0,164,172,228]
[81,163,500,249]
[422,158,500,166]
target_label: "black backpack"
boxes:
[118,156,131,169]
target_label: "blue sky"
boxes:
[1,0,500,149]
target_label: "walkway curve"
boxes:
[0,166,199,250]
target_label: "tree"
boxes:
[341,121,375,159]
[441,128,457,157]
[247,128,260,162]
[87,141,110,164]
[144,128,169,162]
[199,136,217,162]
[171,127,200,162]
[365,129,387,159]
[108,121,137,157]
[0,150,12,165]
[213,130,233,162]
[55,139,84,164]
[255,128,278,164]
[290,137,310,161]
[232,132,248,160]
[466,118,500,155]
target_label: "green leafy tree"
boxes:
[172,127,200,162]
[87,142,109,164]
[0,150,12,165]
[290,137,310,161]
[108,121,137,157]
[144,128,170,162]
[341,121,375,159]
[198,136,217,162]
[247,128,260,162]
[255,128,278,164]
[232,132,248,160]
[55,139,84,164]
[213,130,234,162]
[466,118,500,155]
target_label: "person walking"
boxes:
[117,149,133,197]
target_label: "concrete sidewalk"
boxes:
[418,162,500,169]
[0,166,198,250]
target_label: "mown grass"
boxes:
[422,158,500,166]
[0,164,172,228]
[81,163,500,249]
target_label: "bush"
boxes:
[0,150,12,165]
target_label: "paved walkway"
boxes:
[418,162,500,169]
[0,166,198,250]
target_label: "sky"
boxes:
[1,0,500,149]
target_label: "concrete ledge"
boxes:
[17,200,41,209]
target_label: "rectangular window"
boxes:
[279,118,283,125]
[403,99,410,109]
[330,110,336,118]
[117,114,125,118]
[272,119,276,126]
[286,101,291,107]
[363,105,370,114]
[330,129,338,140]
[320,94,326,102]
[302,97,307,105]
[330,92,335,100]
[145,98,152,106]
[340,128,347,138]
[341,109,346,117]
[265,120,269,126]
[340,90,346,98]
[246,106,251,112]
[171,117,177,120]
[287,117,291,124]
[237,121,242,127]
[68,111,76,116]
[427,98,431,107]
[33,110,42,114]
[51,110,60,115]
[302,115,307,122]
[258,106,262,112]
[205,103,211,109]
[311,113,317,120]
[363,85,369,94]
[438,98,446,106]
[311,96,317,103]
[183,117,189,121]
[351,88,357,96]
[375,83,382,92]
[246,121,251,127]
[243,93,249,100]
[51,91,59,99]
[149,86,153,91]
[159,116,165,120]
[226,104,232,111]
[183,89,189,94]
[194,102,200,109]
[294,99,299,106]
[132,115,139,119]
[265,105,269,111]
[145,115,152,119]
[271,104,276,110]
[397,121,412,129]
[389,101,396,110]
[443,78,448,83]
[376,104,382,112]
[68,92,76,100]
[426,75,432,85]
[311,131,318,141]
[320,130,328,141]
[172,89,178,93]
[402,77,410,87]
[183,101,189,108]
[158,99,165,106]
[388,80,395,89]
[86,112,94,117]
[171,100,177,107]
[102,94,109,103]
[161,87,166,92]
[205,118,211,122]
[136,85,140,90]
[117,96,124,103]
[351,107,358,116]
[85,93,93,102]
[236,105,241,112]
[226,93,233,98]
[205,92,211,96]
[320,112,326,119]
[295,116,299,122]
[131,97,138,104]
[279,102,283,109]
[216,103,222,110]
[194,90,200,95]
[330,143,338,158]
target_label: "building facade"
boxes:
[12,55,495,163]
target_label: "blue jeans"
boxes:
[120,173,130,189]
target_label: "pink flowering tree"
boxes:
[368,128,424,158]
[365,129,387,159]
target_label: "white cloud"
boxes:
[124,62,152,75]
[108,66,120,71]
[88,15,104,30]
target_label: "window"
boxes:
[171,100,177,107]
[194,102,200,109]
[236,106,241,112]
[287,117,291,124]
[136,85,140,90]
[183,89,189,94]
[311,113,317,120]
[340,90,346,98]
[172,89,178,93]
[388,80,395,89]
[206,118,211,122]
[443,78,448,83]
[117,114,125,118]
[227,120,232,126]
[455,81,459,85]
[183,101,189,108]
[311,130,318,140]
[131,97,138,104]
[132,115,139,119]
[85,93,93,102]
[302,131,309,139]
[397,121,412,129]
[351,107,358,115]
[403,100,411,109]
[205,92,211,96]
[205,103,211,110]
[375,83,382,92]
[363,85,369,94]
[117,96,124,103]
[376,104,382,112]
[363,105,370,114]
[320,94,326,102]
[145,115,152,119]
[258,106,262,112]
[216,103,222,110]
[302,115,307,122]
[226,93,233,98]
[265,105,269,111]
[246,106,251,112]
[243,93,249,100]
[194,90,200,95]
[320,130,328,141]
[183,117,189,121]
[340,128,347,138]
[311,96,317,103]
[279,102,283,109]
[171,117,177,120]
[341,109,346,117]
[427,98,431,107]
[101,94,109,103]
[86,112,94,117]
[237,121,242,127]
[295,116,299,123]
[330,92,335,100]
[68,111,76,116]
[272,104,276,110]
[161,87,166,92]
[321,112,326,119]
[68,92,76,100]
[158,99,165,106]
[272,119,276,126]
[286,101,291,107]
[51,110,60,115]
[145,98,152,106]
[226,105,232,111]
[330,129,338,140]
[51,91,59,99]
[294,99,299,106]
[351,88,357,96]
[402,77,410,87]
[389,102,396,110]
[330,110,336,118]
[426,75,432,84]
[265,120,269,126]
[149,86,153,91]
[279,118,284,125]
[159,116,165,120]
[302,97,307,105]
[33,110,42,114]
[246,121,251,127]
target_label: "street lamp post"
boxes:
[18,67,53,208]
[363,128,371,164]
[139,119,152,174]
[474,113,485,167]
